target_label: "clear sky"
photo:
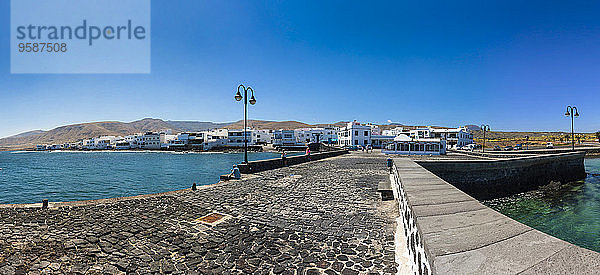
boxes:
[1,0,600,138]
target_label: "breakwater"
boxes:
[237,150,348,173]
[415,152,586,200]
[390,158,600,274]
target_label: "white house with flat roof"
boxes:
[382,127,407,137]
[227,129,257,147]
[383,134,447,155]
[141,132,161,150]
[428,127,473,148]
[254,129,273,144]
[337,121,372,147]
[301,128,339,144]
[273,130,298,147]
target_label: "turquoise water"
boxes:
[0,151,287,204]
[484,158,600,252]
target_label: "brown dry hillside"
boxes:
[0,118,180,150]
[223,120,347,130]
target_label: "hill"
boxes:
[6,130,47,139]
[0,118,180,150]
[166,121,232,132]
[222,120,347,130]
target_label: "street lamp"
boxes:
[235,84,256,163]
[565,106,579,151]
[480,124,490,153]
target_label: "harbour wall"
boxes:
[415,152,586,200]
[391,158,600,274]
[237,150,348,173]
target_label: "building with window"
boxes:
[382,126,473,149]
[254,129,273,144]
[141,132,161,150]
[382,127,408,137]
[382,134,447,155]
[273,130,298,147]
[371,135,395,149]
[429,127,473,148]
[337,121,372,147]
[227,129,257,147]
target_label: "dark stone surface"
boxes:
[238,150,348,173]
[0,154,398,274]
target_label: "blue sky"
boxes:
[1,0,600,138]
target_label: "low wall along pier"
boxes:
[390,157,600,274]
[237,150,348,173]
[415,152,586,200]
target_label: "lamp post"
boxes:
[565,106,579,151]
[481,124,490,153]
[235,84,256,163]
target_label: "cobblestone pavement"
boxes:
[0,154,398,274]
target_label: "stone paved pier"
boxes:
[0,154,398,274]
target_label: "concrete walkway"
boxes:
[0,154,399,274]
[394,158,600,274]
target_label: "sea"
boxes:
[484,157,600,252]
[0,150,287,204]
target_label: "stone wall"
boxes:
[237,150,348,173]
[415,152,586,200]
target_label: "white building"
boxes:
[210,129,229,138]
[254,129,273,145]
[383,135,447,155]
[429,127,473,148]
[175,132,205,149]
[366,124,381,135]
[382,127,409,137]
[273,130,298,147]
[160,133,178,149]
[227,130,257,147]
[82,138,95,150]
[382,126,473,149]
[114,138,131,150]
[272,128,338,148]
[94,136,119,150]
[202,138,228,150]
[371,135,395,149]
[124,134,143,149]
[141,132,161,150]
[319,127,339,144]
[338,121,372,147]
[296,128,339,144]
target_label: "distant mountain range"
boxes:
[222,120,348,130]
[7,130,47,138]
[166,121,232,132]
